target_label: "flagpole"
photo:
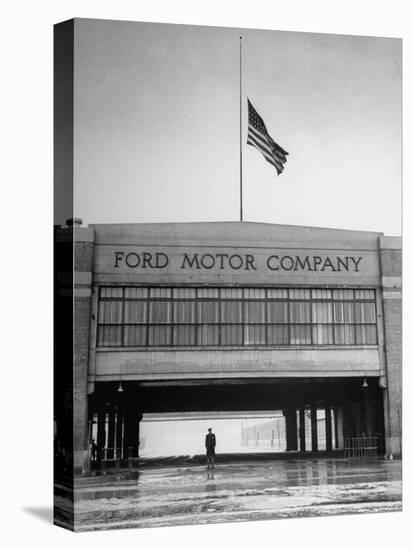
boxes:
[239,36,243,222]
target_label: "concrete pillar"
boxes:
[107,410,116,459]
[325,406,332,452]
[362,388,376,437]
[115,407,124,459]
[123,410,141,458]
[334,407,344,449]
[97,411,106,464]
[354,403,362,436]
[285,409,298,451]
[343,404,352,439]
[136,414,142,457]
[311,406,318,452]
[299,408,306,452]
[382,387,402,457]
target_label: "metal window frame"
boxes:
[96,286,377,348]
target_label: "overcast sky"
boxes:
[71,19,401,235]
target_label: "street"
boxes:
[60,458,402,531]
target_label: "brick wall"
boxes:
[73,229,94,475]
[380,237,402,457]
[55,225,95,478]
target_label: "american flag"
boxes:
[247,98,289,175]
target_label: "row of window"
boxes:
[97,286,378,347]
[100,286,375,301]
[99,299,376,325]
[98,323,377,347]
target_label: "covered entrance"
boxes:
[87,376,385,470]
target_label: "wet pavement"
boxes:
[58,458,402,531]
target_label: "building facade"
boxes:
[54,221,402,475]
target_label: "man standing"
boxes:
[90,438,98,462]
[205,428,216,469]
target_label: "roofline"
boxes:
[85,220,388,236]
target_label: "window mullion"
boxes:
[242,290,245,346]
[171,291,175,347]
[218,289,222,346]
[121,287,125,346]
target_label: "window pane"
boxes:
[150,288,171,298]
[148,325,171,345]
[99,301,123,323]
[355,324,377,344]
[124,301,146,323]
[312,289,332,300]
[221,301,242,323]
[173,325,196,345]
[124,325,146,346]
[197,325,219,345]
[173,301,196,323]
[173,288,196,299]
[333,289,354,300]
[334,325,355,344]
[354,289,375,300]
[149,301,172,323]
[124,287,148,298]
[312,302,332,323]
[363,303,376,323]
[244,288,265,299]
[267,289,288,299]
[244,302,265,323]
[244,325,266,345]
[354,302,376,323]
[365,325,377,344]
[267,325,289,344]
[312,325,333,344]
[197,301,219,323]
[100,287,123,298]
[267,302,288,323]
[98,325,122,346]
[333,302,354,324]
[289,302,311,323]
[198,288,219,298]
[290,325,311,344]
[355,324,366,344]
[289,289,310,300]
[221,288,243,299]
[221,324,243,345]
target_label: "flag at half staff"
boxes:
[247,98,289,175]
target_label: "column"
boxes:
[285,409,298,451]
[107,409,116,459]
[299,408,306,452]
[334,407,344,449]
[96,411,106,464]
[311,406,318,452]
[123,409,141,458]
[363,388,376,437]
[136,414,143,457]
[115,407,124,460]
[325,405,332,452]
[354,403,361,436]
[342,404,352,439]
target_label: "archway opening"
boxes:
[139,412,286,457]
